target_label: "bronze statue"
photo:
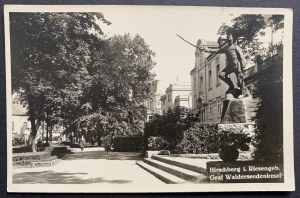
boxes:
[204,34,246,97]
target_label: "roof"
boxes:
[12,103,28,116]
[195,39,218,54]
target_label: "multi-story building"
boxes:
[190,39,233,122]
[160,83,191,115]
[144,80,162,122]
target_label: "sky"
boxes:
[97,6,280,93]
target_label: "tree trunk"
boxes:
[97,131,101,146]
[46,114,49,146]
[28,96,40,152]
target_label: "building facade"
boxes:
[12,93,65,144]
[144,80,162,122]
[160,83,191,115]
[190,39,235,122]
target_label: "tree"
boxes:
[10,12,110,151]
[252,48,283,163]
[218,15,266,60]
[217,14,284,61]
[63,34,156,144]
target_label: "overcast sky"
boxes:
[98,6,279,93]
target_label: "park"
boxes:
[9,10,285,186]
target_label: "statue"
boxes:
[203,34,246,98]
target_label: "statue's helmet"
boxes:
[218,36,226,46]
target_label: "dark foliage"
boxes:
[144,107,194,153]
[252,48,283,162]
[112,136,144,152]
[175,122,219,154]
[147,136,169,151]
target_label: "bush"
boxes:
[144,107,196,153]
[175,122,219,154]
[252,52,283,162]
[147,136,169,150]
[112,136,144,152]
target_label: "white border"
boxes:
[5,5,294,192]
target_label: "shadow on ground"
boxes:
[13,170,132,184]
[61,151,143,161]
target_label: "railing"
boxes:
[244,43,283,79]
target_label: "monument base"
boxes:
[221,94,255,124]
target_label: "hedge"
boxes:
[112,136,144,152]
[13,145,32,153]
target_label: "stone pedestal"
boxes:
[221,96,254,124]
[218,95,256,156]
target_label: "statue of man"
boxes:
[204,34,246,95]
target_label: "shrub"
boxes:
[175,122,219,154]
[218,130,252,151]
[144,107,195,153]
[147,136,169,150]
[112,136,144,152]
[252,52,283,162]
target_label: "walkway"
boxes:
[12,148,164,184]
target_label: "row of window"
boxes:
[193,57,221,93]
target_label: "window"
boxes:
[208,70,212,89]
[200,76,203,92]
[194,77,197,88]
[209,102,213,118]
[215,57,220,64]
[23,122,28,129]
[12,121,14,131]
[217,99,222,116]
[216,64,220,84]
[168,95,171,102]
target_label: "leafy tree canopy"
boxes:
[10,12,111,150]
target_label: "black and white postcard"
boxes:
[5,5,294,192]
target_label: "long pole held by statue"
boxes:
[176,34,220,50]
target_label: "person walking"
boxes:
[102,135,112,155]
[79,135,86,151]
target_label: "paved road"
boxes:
[12,148,164,184]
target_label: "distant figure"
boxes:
[204,34,246,96]
[102,135,112,155]
[79,135,86,151]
